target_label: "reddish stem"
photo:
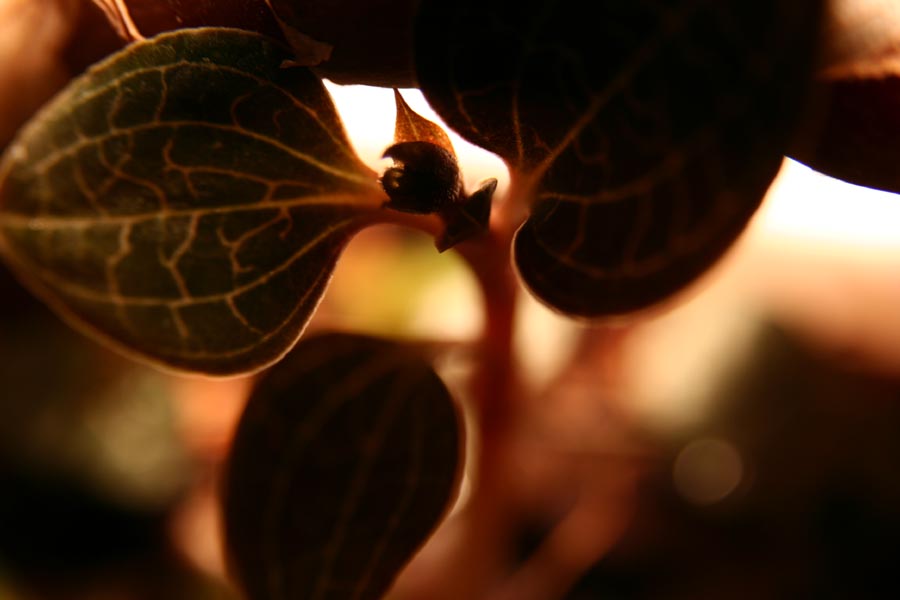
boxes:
[460,238,515,427]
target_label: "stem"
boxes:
[457,233,517,440]
[454,174,526,459]
[379,182,524,447]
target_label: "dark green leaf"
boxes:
[223,332,462,600]
[0,28,385,374]
[416,0,823,316]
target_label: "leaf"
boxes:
[792,76,900,194]
[0,28,385,375]
[789,0,900,193]
[392,89,455,155]
[222,332,462,600]
[415,0,824,316]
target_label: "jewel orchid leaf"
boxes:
[223,332,462,600]
[416,0,824,316]
[0,28,386,375]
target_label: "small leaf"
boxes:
[0,28,386,374]
[381,91,461,214]
[392,89,455,155]
[223,332,462,600]
[416,0,824,316]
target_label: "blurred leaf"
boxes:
[0,301,190,576]
[269,0,417,87]
[790,1,900,193]
[0,0,123,151]
[0,28,387,375]
[566,324,900,599]
[0,312,190,514]
[223,332,461,600]
[416,0,823,316]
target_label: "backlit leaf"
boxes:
[0,28,386,375]
[0,0,123,151]
[223,332,462,600]
[392,89,454,155]
[416,0,823,316]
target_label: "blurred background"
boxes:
[3,1,900,598]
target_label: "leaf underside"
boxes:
[223,332,461,600]
[416,0,823,316]
[0,28,384,374]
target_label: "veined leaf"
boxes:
[0,28,385,375]
[223,332,462,600]
[416,0,823,316]
[392,89,455,154]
